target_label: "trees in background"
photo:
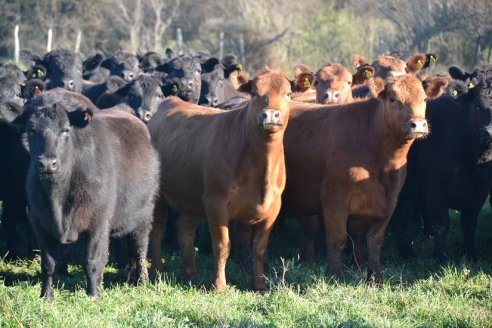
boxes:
[0,0,490,73]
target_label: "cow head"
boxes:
[138,51,166,73]
[23,89,99,176]
[449,66,492,147]
[100,51,141,82]
[373,55,407,79]
[199,57,225,107]
[37,48,84,92]
[314,63,353,104]
[159,54,202,104]
[0,63,28,123]
[249,68,292,136]
[379,75,444,140]
[118,75,164,123]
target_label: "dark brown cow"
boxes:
[148,69,292,292]
[282,75,444,283]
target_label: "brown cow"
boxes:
[148,68,292,292]
[282,74,445,283]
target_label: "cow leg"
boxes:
[149,199,167,276]
[129,221,152,284]
[322,206,349,280]
[231,221,252,273]
[205,204,231,292]
[392,198,418,259]
[300,215,320,263]
[85,226,110,299]
[251,218,276,292]
[425,204,450,262]
[366,222,387,285]
[460,207,479,260]
[177,214,201,280]
[31,218,59,301]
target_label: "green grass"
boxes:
[0,202,491,327]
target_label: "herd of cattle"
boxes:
[0,47,491,300]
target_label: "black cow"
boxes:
[157,54,202,104]
[95,74,164,123]
[138,51,166,73]
[22,89,159,300]
[23,48,83,92]
[199,57,225,107]
[82,52,108,83]
[0,63,35,260]
[393,66,492,261]
[99,51,140,82]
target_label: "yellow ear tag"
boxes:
[364,70,373,79]
[468,82,475,89]
[417,60,423,69]
[236,64,243,71]
[303,79,311,88]
[430,56,436,64]
[172,84,178,93]
[452,90,458,97]
[37,69,45,78]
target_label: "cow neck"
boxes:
[380,122,414,171]
[236,103,286,190]
[38,135,77,242]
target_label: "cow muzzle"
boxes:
[258,109,284,132]
[37,157,59,175]
[408,118,429,139]
[322,90,341,104]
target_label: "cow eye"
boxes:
[313,81,319,87]
[287,91,292,97]
[61,127,71,134]
[156,93,164,99]
[347,81,352,86]
[424,97,428,102]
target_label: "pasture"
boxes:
[1,203,491,327]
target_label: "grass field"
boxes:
[1,203,491,327]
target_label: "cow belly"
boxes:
[349,179,389,219]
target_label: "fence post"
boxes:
[75,30,82,53]
[176,28,183,55]
[219,31,224,60]
[47,28,53,52]
[14,25,19,63]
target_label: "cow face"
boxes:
[449,66,492,146]
[250,69,292,135]
[160,55,202,104]
[199,58,225,107]
[373,55,407,79]
[100,51,141,82]
[0,64,27,123]
[314,64,353,104]
[120,75,164,123]
[381,75,430,140]
[40,49,84,92]
[25,93,95,176]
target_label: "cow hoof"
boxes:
[366,275,382,287]
[41,289,55,302]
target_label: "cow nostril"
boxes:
[410,121,417,129]
[274,112,280,118]
[144,112,152,121]
[334,92,340,99]
[37,161,44,170]
[262,112,268,119]
[128,73,135,80]
[213,98,219,105]
[188,81,194,89]
[68,80,75,89]
[49,160,57,171]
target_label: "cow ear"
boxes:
[374,77,386,97]
[83,53,104,72]
[237,79,254,93]
[21,79,45,100]
[20,49,42,67]
[100,57,115,70]
[25,64,47,80]
[406,54,426,73]
[353,65,375,86]
[162,82,180,96]
[106,75,127,93]
[448,66,468,80]
[424,53,437,68]
[293,72,315,92]
[201,57,221,73]
[423,77,448,99]
[67,107,94,128]
[293,64,314,78]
